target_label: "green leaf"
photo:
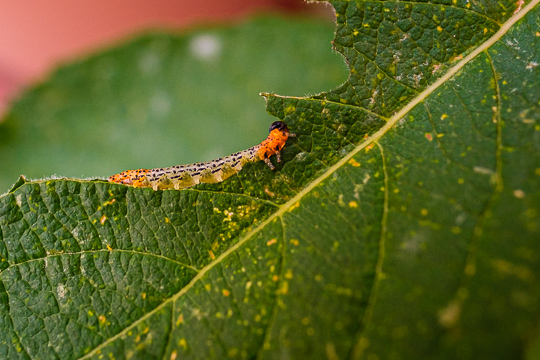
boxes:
[1,2,540,360]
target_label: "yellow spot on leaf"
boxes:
[348,159,361,167]
[437,133,444,138]
[290,239,299,246]
[98,315,106,324]
[348,201,358,208]
[356,337,370,354]
[228,349,239,357]
[285,269,293,279]
[267,238,277,246]
[208,250,216,260]
[179,338,187,350]
[141,292,146,299]
[458,178,465,184]
[106,244,113,251]
[176,314,184,326]
[222,289,230,297]
[492,259,533,281]
[170,350,178,360]
[102,199,116,207]
[440,113,448,120]
[165,217,170,223]
[100,215,107,225]
[425,133,433,141]
[451,226,462,234]
[279,281,289,294]
[272,275,279,282]
[465,263,476,276]
[365,143,375,152]
[284,105,296,115]
[288,202,300,212]
[513,189,526,198]
[438,300,461,328]
[421,209,428,216]
[437,26,443,32]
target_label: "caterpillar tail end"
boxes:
[108,169,151,187]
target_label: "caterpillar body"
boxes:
[108,121,295,190]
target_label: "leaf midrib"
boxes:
[78,2,539,358]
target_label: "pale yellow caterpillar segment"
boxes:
[143,144,261,191]
[108,120,294,190]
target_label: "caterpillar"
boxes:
[108,121,295,190]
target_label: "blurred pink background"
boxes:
[0,0,328,115]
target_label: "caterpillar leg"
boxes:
[275,151,281,163]
[264,158,275,170]
[133,177,150,188]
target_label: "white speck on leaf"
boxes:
[438,300,461,327]
[294,152,308,162]
[526,61,538,70]
[473,166,494,175]
[400,233,425,255]
[362,174,371,184]
[57,284,67,299]
[455,213,466,225]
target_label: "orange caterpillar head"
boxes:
[108,169,150,186]
[258,121,294,169]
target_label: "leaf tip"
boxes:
[7,175,27,194]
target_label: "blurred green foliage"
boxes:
[0,16,347,193]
